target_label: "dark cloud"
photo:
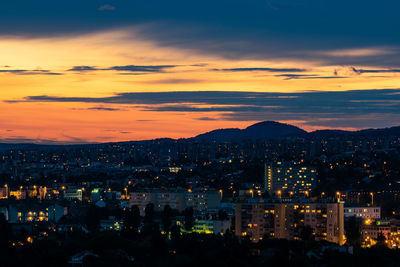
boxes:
[274,74,348,80]
[68,66,98,72]
[0,69,62,75]
[5,89,400,129]
[0,137,90,145]
[196,117,218,121]
[0,1,399,67]
[351,67,400,75]
[276,74,348,80]
[6,90,400,108]
[87,106,124,111]
[67,65,177,73]
[107,65,176,72]
[275,74,316,79]
[213,67,307,73]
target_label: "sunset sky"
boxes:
[1,0,400,144]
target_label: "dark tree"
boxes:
[170,224,181,241]
[162,205,173,231]
[300,225,315,242]
[151,232,166,256]
[218,209,229,221]
[376,232,386,247]
[183,207,194,231]
[143,203,157,236]
[0,213,11,265]
[345,216,361,246]
[0,213,10,248]
[86,205,100,232]
[144,203,155,224]
[123,205,141,232]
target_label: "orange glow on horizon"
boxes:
[0,29,399,143]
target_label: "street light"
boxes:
[124,187,128,199]
[370,192,374,206]
[336,191,341,203]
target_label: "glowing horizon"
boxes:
[1,24,400,144]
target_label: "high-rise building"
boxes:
[235,200,345,244]
[264,161,317,196]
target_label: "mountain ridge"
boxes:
[1,121,400,147]
[193,121,307,141]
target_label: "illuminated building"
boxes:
[63,188,83,201]
[362,220,392,241]
[27,186,47,200]
[185,188,220,213]
[38,186,47,200]
[168,167,182,173]
[91,188,103,202]
[193,219,231,234]
[264,161,317,196]
[235,200,345,244]
[8,203,67,223]
[9,190,27,200]
[0,187,8,199]
[130,188,220,216]
[130,191,157,216]
[344,206,380,219]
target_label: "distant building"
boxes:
[361,219,400,240]
[344,206,380,219]
[264,161,317,196]
[63,188,83,201]
[185,188,220,212]
[235,200,345,244]
[168,167,182,173]
[193,219,231,234]
[0,206,8,220]
[105,191,122,201]
[90,188,103,202]
[362,221,393,240]
[0,187,8,199]
[130,188,220,216]
[99,216,123,231]
[9,190,27,200]
[130,192,153,216]
[8,203,67,223]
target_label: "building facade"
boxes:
[344,206,380,219]
[130,188,220,216]
[235,200,345,244]
[265,161,317,196]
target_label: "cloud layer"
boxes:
[1,0,400,67]
[7,89,400,129]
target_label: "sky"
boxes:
[1,0,400,144]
